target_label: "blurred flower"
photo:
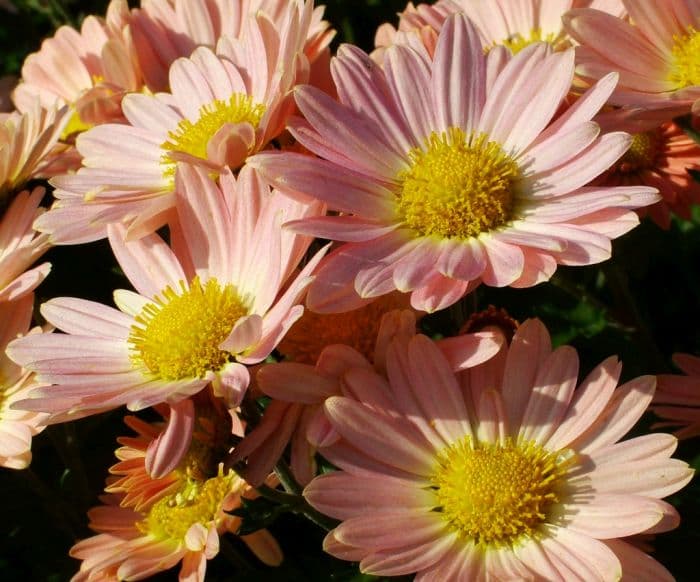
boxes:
[252,14,658,313]
[592,112,700,228]
[0,75,16,112]
[41,3,316,244]
[564,0,700,113]
[0,294,48,469]
[0,187,51,302]
[654,353,700,439]
[0,103,68,198]
[305,318,691,580]
[9,165,325,476]
[71,407,281,581]
[234,309,502,486]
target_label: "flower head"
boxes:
[304,318,691,579]
[253,14,658,313]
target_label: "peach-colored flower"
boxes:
[234,309,503,486]
[130,0,334,92]
[13,0,143,131]
[71,409,281,581]
[304,318,691,580]
[654,353,700,439]
[0,294,48,469]
[41,4,315,245]
[564,0,700,113]
[9,165,325,475]
[0,103,68,198]
[592,112,700,228]
[0,187,51,302]
[252,14,658,313]
[373,0,627,59]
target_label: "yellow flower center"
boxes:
[669,26,700,88]
[616,131,658,173]
[140,467,236,542]
[430,437,572,546]
[397,129,519,239]
[128,277,249,380]
[160,93,266,178]
[486,29,562,54]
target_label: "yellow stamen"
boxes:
[139,466,236,542]
[617,131,658,173]
[669,26,700,88]
[160,94,266,179]
[430,437,573,546]
[397,128,519,239]
[487,28,561,54]
[128,277,249,380]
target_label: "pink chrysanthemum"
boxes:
[252,14,658,313]
[304,318,692,580]
[592,112,700,228]
[564,0,700,113]
[654,353,700,439]
[41,8,314,244]
[13,0,143,131]
[0,102,68,197]
[9,165,325,474]
[0,187,51,302]
[0,294,48,469]
[71,410,282,582]
[130,0,334,92]
[373,0,627,59]
[234,309,503,486]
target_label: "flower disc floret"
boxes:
[397,129,519,239]
[430,436,572,546]
[617,132,658,173]
[129,277,248,380]
[497,29,558,54]
[160,93,266,176]
[139,468,235,542]
[668,26,700,88]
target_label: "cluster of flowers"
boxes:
[2,0,700,579]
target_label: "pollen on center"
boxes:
[429,436,573,547]
[128,276,249,381]
[160,93,266,179]
[668,25,700,88]
[397,128,519,240]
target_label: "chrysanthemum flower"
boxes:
[373,0,626,59]
[41,9,314,244]
[564,0,700,112]
[304,318,692,580]
[9,165,325,460]
[0,187,52,302]
[654,353,700,439]
[0,294,48,469]
[131,0,334,92]
[0,103,68,198]
[592,112,700,228]
[13,0,143,131]
[234,309,503,486]
[252,14,658,313]
[71,409,282,581]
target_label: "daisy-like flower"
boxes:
[9,165,325,467]
[373,0,627,59]
[234,309,503,486]
[131,0,334,92]
[564,0,700,113]
[654,353,700,439]
[0,102,68,198]
[0,294,48,469]
[252,14,658,313]
[0,187,52,302]
[304,318,692,580]
[71,409,282,581]
[592,111,700,228]
[13,0,143,131]
[41,5,315,244]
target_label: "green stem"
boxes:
[257,482,339,532]
[274,459,303,495]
